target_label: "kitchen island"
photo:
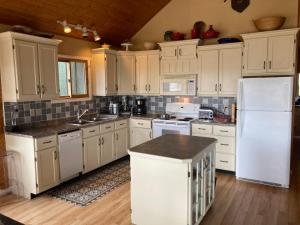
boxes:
[128,134,217,225]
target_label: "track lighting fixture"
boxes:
[57,20,101,42]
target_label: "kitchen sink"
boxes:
[86,114,118,122]
[69,119,94,125]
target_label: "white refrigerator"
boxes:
[236,77,293,188]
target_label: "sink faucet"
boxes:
[77,109,89,120]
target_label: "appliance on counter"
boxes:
[153,103,200,138]
[134,99,147,115]
[236,77,293,188]
[58,130,83,181]
[160,74,196,96]
[109,102,120,115]
[198,108,214,121]
[121,96,130,113]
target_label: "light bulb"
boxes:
[82,27,88,38]
[93,31,101,41]
[62,20,71,33]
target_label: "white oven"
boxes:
[160,75,196,96]
[152,120,191,138]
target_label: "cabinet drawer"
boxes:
[216,136,235,154]
[192,124,213,135]
[35,135,57,151]
[216,153,235,171]
[100,122,115,133]
[213,125,235,137]
[115,119,128,130]
[82,125,100,138]
[130,119,152,129]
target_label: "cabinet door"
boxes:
[92,52,106,96]
[161,46,178,60]
[100,131,115,166]
[177,59,198,74]
[106,53,117,95]
[115,128,128,159]
[83,135,101,173]
[197,50,219,96]
[178,44,197,59]
[35,147,59,193]
[136,55,148,95]
[267,35,296,74]
[130,128,152,148]
[160,59,177,74]
[117,54,136,95]
[219,47,242,96]
[148,54,160,95]
[243,38,268,75]
[38,44,59,100]
[14,40,40,101]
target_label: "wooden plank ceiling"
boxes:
[0,0,170,45]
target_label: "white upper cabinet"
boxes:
[117,52,136,95]
[92,49,117,96]
[135,50,160,95]
[0,32,61,102]
[241,28,299,76]
[159,39,199,75]
[38,44,59,100]
[219,47,242,96]
[197,43,242,97]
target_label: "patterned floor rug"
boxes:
[48,157,130,206]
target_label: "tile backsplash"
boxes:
[3,96,236,126]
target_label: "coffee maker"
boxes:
[135,99,147,115]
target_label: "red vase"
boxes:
[191,27,199,39]
[202,25,220,39]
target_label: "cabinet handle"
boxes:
[137,122,144,126]
[220,143,229,146]
[148,84,151,92]
[41,85,46,94]
[149,131,152,139]
[89,130,96,133]
[145,84,148,91]
[37,85,41,94]
[215,84,218,92]
[98,137,101,146]
[43,140,52,144]
[102,137,104,145]
[116,133,119,140]
[54,151,57,160]
[219,84,222,92]
[179,48,182,56]
[105,126,111,129]
[220,160,229,163]
[115,84,118,91]
[263,61,266,70]
[175,49,177,56]
[198,128,206,130]
[119,123,126,126]
[269,61,272,69]
[220,130,229,133]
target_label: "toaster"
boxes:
[198,108,214,120]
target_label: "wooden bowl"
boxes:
[253,16,286,31]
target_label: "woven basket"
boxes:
[253,16,286,31]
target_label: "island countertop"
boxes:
[129,134,216,160]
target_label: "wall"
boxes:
[131,0,298,49]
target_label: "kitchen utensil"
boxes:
[218,37,241,44]
[144,41,157,50]
[253,16,286,31]
[202,25,220,39]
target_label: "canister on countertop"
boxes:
[231,103,236,123]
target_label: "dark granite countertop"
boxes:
[129,134,216,160]
[192,119,236,127]
[5,113,159,138]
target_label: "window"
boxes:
[58,57,89,98]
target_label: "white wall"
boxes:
[132,0,298,49]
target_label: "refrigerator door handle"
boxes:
[237,80,243,110]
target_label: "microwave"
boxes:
[160,75,196,96]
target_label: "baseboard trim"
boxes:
[0,188,11,196]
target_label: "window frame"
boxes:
[56,55,91,102]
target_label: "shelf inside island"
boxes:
[128,134,217,225]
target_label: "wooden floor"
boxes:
[0,142,300,225]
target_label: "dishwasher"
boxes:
[58,130,83,181]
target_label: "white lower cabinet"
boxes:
[83,135,101,173]
[130,118,152,148]
[100,131,115,166]
[192,123,236,172]
[115,128,128,159]
[35,146,60,193]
